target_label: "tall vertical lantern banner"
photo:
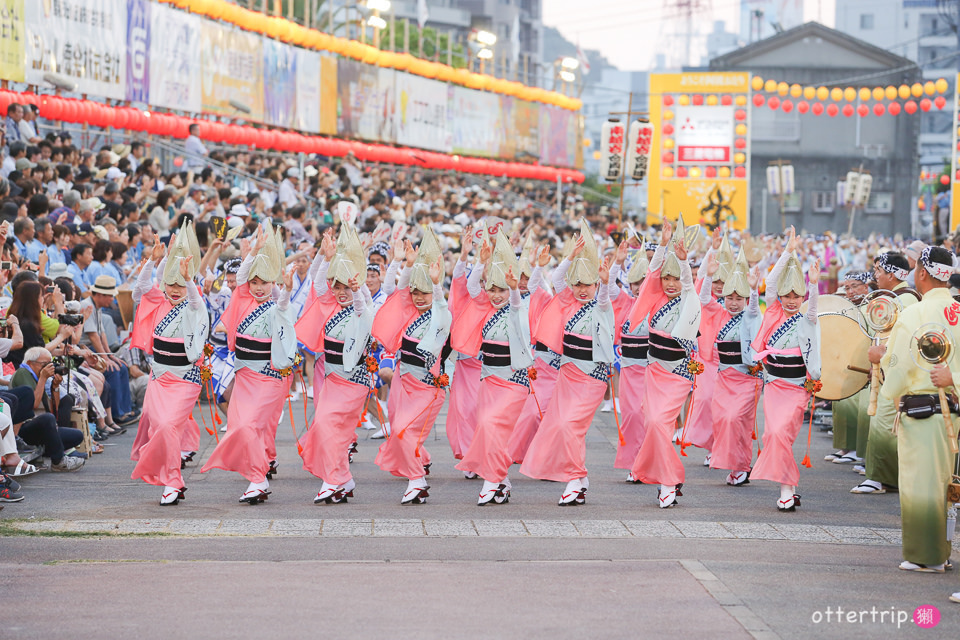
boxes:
[952,71,960,232]
[0,0,25,83]
[625,120,654,181]
[647,72,750,230]
[599,119,625,182]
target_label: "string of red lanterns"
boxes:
[751,92,947,116]
[0,89,583,184]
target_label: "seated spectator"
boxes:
[11,347,84,471]
[81,275,138,427]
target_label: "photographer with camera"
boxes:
[81,275,138,427]
[10,347,84,472]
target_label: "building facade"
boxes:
[834,0,953,168]
[710,22,920,236]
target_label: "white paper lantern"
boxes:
[766,166,782,196]
[780,165,795,195]
[844,171,860,205]
[854,173,872,207]
[625,120,654,182]
[599,119,625,182]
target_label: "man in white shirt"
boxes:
[278,168,304,209]
[184,124,208,172]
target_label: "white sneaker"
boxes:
[600,400,613,413]
[370,422,390,439]
[51,456,84,472]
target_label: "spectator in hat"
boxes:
[904,240,925,287]
[76,197,104,224]
[81,275,137,425]
[182,183,206,218]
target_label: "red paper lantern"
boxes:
[842,104,854,117]
[735,138,746,149]
[904,100,917,114]
[721,95,732,106]
[663,95,674,107]
[826,104,839,117]
[753,94,765,107]
[935,96,947,110]
[734,166,746,178]
[941,174,950,185]
[782,100,793,113]
[920,98,932,112]
[40,96,62,121]
[857,104,869,117]
[873,103,886,116]
[734,109,746,121]
[888,102,901,116]
[0,91,13,115]
[812,102,824,116]
[663,124,674,135]
[705,166,717,178]
[692,94,704,106]
[662,151,675,164]
[956,169,960,180]
[797,101,809,114]
[768,96,780,110]
[676,166,688,178]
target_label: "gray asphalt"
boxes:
[2,396,959,639]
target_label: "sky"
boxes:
[543,0,837,71]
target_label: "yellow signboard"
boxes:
[952,72,960,234]
[0,0,24,83]
[200,22,264,121]
[647,72,750,230]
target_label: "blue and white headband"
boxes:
[920,246,952,281]
[844,271,872,284]
[875,253,908,281]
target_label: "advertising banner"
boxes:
[510,98,539,161]
[149,4,201,112]
[395,71,450,152]
[263,38,297,128]
[647,72,750,230]
[25,0,127,99]
[294,48,320,133]
[125,0,149,103]
[451,86,504,157]
[201,22,263,120]
[539,105,577,168]
[0,0,24,83]
[338,59,395,142]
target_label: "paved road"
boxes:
[2,397,959,639]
